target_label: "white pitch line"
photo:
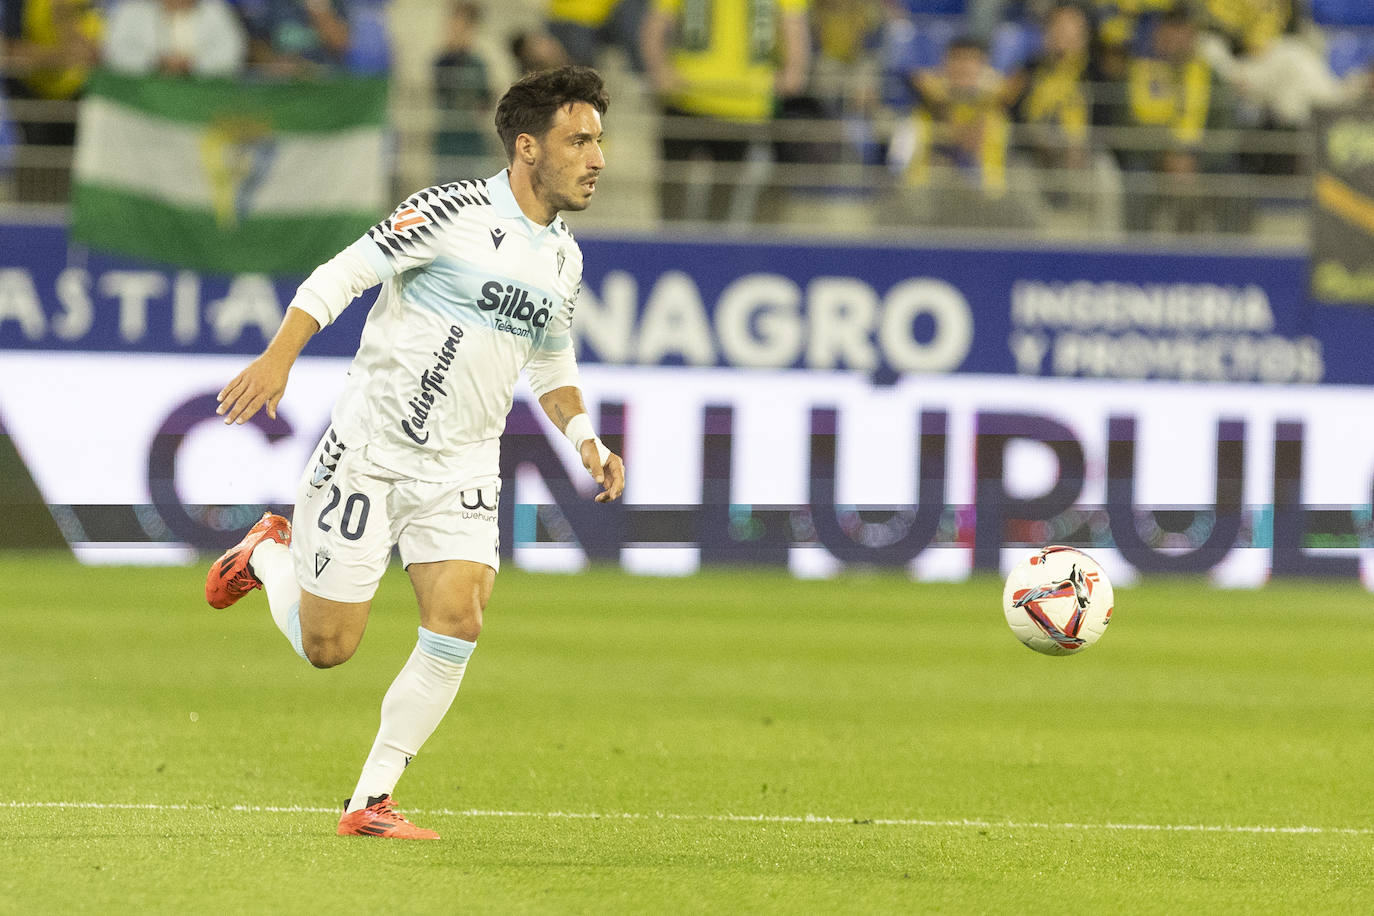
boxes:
[4,801,1372,836]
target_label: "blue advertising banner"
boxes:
[0,222,373,358]
[2,223,1371,385]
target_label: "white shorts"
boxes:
[290,428,501,603]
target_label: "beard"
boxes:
[532,163,594,216]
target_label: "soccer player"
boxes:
[204,66,624,840]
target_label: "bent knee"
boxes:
[297,594,370,668]
[428,604,483,642]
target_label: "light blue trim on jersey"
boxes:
[487,170,523,219]
[401,254,564,349]
[358,235,395,282]
[487,170,564,243]
[417,626,476,664]
[399,257,496,327]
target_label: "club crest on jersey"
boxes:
[490,227,506,249]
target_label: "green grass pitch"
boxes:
[3,554,1372,913]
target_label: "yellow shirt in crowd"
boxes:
[653,0,809,122]
[1128,56,1212,147]
[1022,52,1091,144]
[548,0,621,28]
[14,0,103,100]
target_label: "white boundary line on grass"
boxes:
[6,801,1373,836]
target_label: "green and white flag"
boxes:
[72,71,388,275]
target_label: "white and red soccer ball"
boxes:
[1003,546,1114,656]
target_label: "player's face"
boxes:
[531,102,605,216]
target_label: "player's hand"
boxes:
[579,440,625,503]
[216,354,291,425]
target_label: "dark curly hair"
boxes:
[494,66,610,162]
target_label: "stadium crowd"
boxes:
[2,0,1373,233]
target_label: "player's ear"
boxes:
[516,132,539,166]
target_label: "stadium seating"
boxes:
[988,20,1041,73]
[1325,27,1374,77]
[1312,0,1374,28]
[900,0,968,15]
[345,0,393,74]
[0,88,11,177]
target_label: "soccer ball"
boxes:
[1002,546,1114,656]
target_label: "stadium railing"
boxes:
[0,76,1338,246]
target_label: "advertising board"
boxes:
[1,353,1369,584]
[2,224,1370,384]
[2,223,1370,581]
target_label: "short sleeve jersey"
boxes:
[328,170,584,482]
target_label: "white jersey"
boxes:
[290,170,583,482]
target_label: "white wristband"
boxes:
[564,412,611,466]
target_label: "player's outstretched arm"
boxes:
[537,386,625,503]
[217,307,321,425]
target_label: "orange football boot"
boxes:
[337,795,440,840]
[204,512,292,609]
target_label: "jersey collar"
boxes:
[487,169,564,243]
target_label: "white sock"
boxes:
[345,627,475,813]
[249,540,307,660]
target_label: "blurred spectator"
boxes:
[806,0,885,169]
[238,0,372,77]
[546,0,646,71]
[1009,2,1124,227]
[1116,5,1240,232]
[641,0,811,222]
[509,29,572,75]
[1009,3,1101,174]
[1202,8,1352,130]
[433,0,494,178]
[813,0,882,68]
[1091,0,1175,78]
[1,0,102,201]
[1198,0,1291,55]
[103,0,248,77]
[1202,7,1356,176]
[886,35,1039,227]
[891,36,1010,194]
[810,0,883,112]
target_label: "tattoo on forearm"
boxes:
[555,405,568,428]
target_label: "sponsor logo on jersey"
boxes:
[477,280,551,332]
[460,486,499,511]
[390,206,430,234]
[401,325,464,445]
[459,485,499,521]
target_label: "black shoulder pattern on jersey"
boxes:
[366,179,493,263]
